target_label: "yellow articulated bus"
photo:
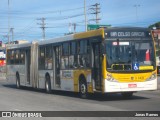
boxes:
[6,27,157,98]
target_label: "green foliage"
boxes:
[149,22,160,29]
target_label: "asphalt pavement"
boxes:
[0,77,160,120]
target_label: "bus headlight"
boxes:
[146,73,156,81]
[106,73,118,82]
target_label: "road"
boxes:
[0,77,160,120]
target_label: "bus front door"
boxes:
[26,49,31,85]
[54,46,61,87]
[92,43,102,91]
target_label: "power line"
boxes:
[0,6,87,15]
[11,19,36,40]
[10,13,85,40]
[46,13,84,20]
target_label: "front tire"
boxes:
[79,80,88,99]
[16,74,20,89]
[45,76,51,93]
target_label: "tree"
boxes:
[148,22,160,29]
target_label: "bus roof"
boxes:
[38,28,105,45]
[7,29,105,48]
[74,28,104,39]
[38,34,74,46]
[7,42,32,50]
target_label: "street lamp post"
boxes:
[84,0,87,32]
[134,4,140,24]
[8,0,10,44]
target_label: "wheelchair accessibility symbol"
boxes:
[133,63,139,70]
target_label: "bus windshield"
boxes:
[106,40,156,71]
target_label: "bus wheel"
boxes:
[121,92,133,99]
[45,76,51,93]
[16,74,20,88]
[79,80,88,99]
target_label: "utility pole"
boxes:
[8,0,10,44]
[10,28,14,43]
[68,23,76,33]
[69,23,72,33]
[73,23,76,33]
[84,0,87,31]
[134,4,140,24]
[90,3,101,24]
[37,17,46,40]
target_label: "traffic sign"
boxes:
[87,24,111,31]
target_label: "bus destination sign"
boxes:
[109,31,146,37]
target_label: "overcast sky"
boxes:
[0,0,160,42]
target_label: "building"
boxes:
[152,29,160,74]
[153,29,160,49]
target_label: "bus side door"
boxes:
[53,46,61,87]
[92,42,102,91]
[25,49,31,85]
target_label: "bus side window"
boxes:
[10,50,15,64]
[69,42,77,68]
[61,43,69,69]
[78,41,83,67]
[20,50,25,64]
[78,40,90,68]
[7,50,11,64]
[15,50,20,64]
[45,46,53,70]
[39,46,45,70]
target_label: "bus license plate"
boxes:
[128,84,137,88]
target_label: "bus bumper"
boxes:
[104,78,157,93]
